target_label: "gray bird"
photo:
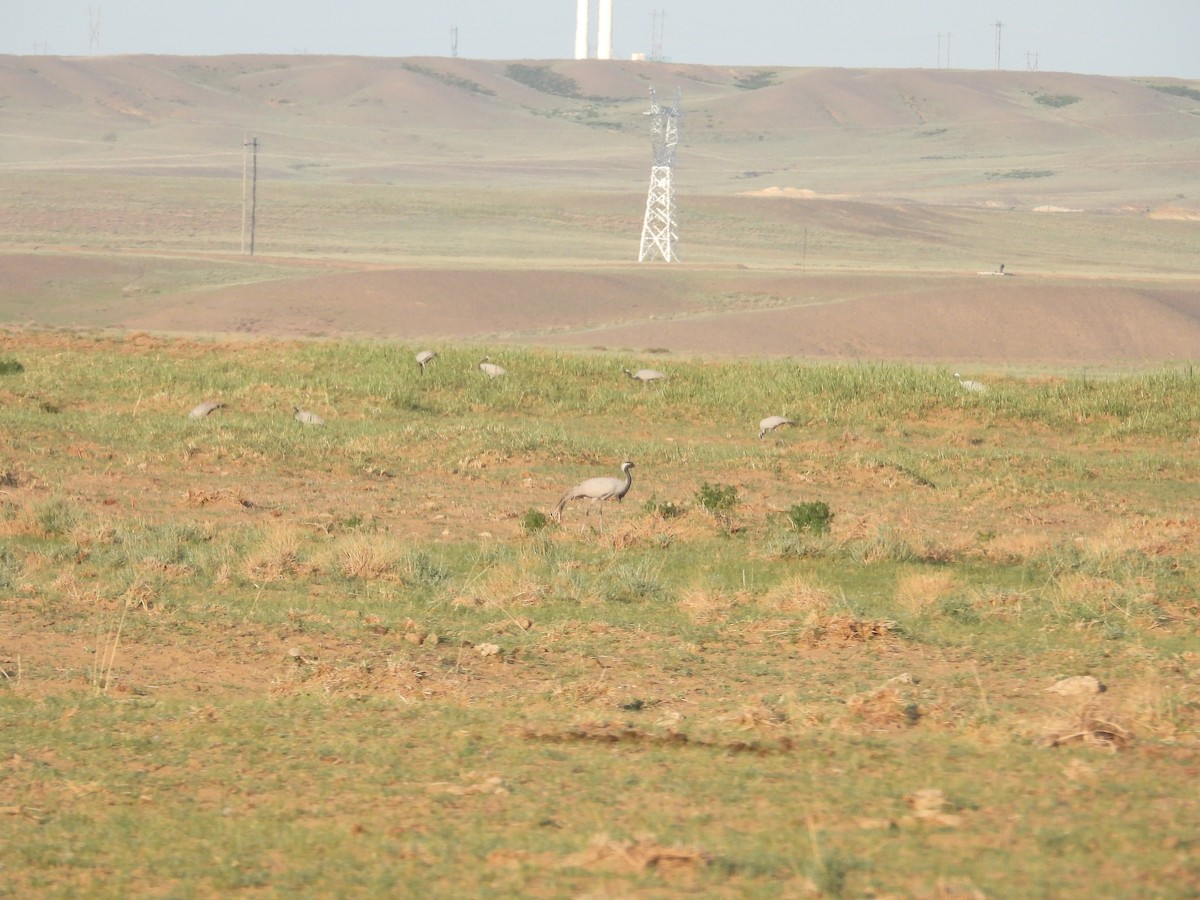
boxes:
[554,460,635,531]
[624,368,666,383]
[955,373,988,394]
[758,415,795,439]
[188,401,225,420]
[478,357,507,379]
[293,406,325,426]
[415,350,437,374]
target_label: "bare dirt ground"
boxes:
[7,251,1198,365]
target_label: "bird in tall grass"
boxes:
[955,373,988,394]
[554,461,635,531]
[415,350,437,374]
[758,415,795,439]
[624,368,665,383]
[293,407,325,426]
[479,357,507,378]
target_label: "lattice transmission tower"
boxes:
[638,87,682,262]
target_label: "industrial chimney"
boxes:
[597,0,614,59]
[574,0,589,59]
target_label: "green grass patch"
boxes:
[2,332,1199,896]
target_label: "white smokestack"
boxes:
[574,0,590,59]
[597,0,614,59]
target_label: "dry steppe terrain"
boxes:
[2,56,1200,897]
[0,54,1197,363]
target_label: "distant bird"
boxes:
[293,407,325,426]
[188,401,225,420]
[955,373,988,394]
[758,415,795,439]
[415,350,437,374]
[554,460,635,531]
[624,368,666,383]
[478,357,507,379]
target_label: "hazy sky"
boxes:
[3,1,1197,79]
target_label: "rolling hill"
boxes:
[0,54,1197,364]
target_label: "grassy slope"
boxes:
[1,334,1198,896]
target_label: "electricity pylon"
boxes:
[638,87,682,262]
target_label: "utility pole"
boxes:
[1026,50,1039,71]
[242,136,258,255]
[450,26,458,58]
[993,20,1003,69]
[937,31,952,67]
[638,87,682,262]
[88,6,101,55]
[650,10,665,62]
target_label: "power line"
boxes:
[242,136,258,255]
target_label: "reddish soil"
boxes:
[117,265,1200,364]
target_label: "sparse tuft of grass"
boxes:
[35,497,79,536]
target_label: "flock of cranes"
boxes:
[188,349,989,533]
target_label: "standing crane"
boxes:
[554,460,635,531]
[955,373,988,394]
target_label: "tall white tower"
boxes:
[638,87,682,263]
[574,0,589,59]
[597,0,614,59]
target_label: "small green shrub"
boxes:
[0,357,24,375]
[521,508,550,533]
[786,501,833,535]
[644,495,685,519]
[696,482,738,515]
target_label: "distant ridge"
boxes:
[1,55,1197,207]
